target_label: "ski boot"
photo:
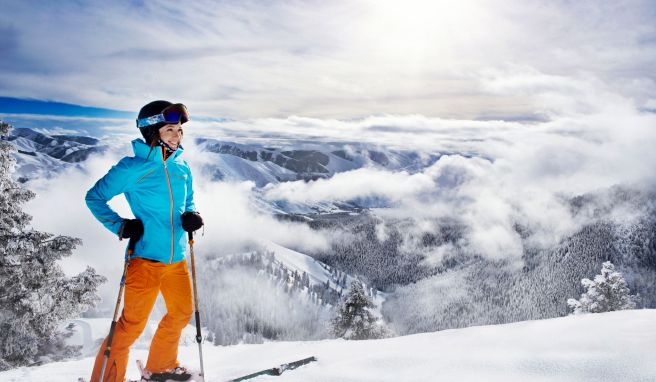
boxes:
[136,360,204,382]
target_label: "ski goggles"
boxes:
[136,103,189,128]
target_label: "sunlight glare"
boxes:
[359,0,481,67]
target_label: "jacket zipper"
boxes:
[136,168,155,183]
[163,155,175,264]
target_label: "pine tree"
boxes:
[331,280,388,340]
[567,261,638,315]
[0,121,106,370]
[301,271,310,289]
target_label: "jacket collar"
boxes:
[131,138,184,162]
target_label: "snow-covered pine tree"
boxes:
[0,121,106,370]
[567,261,638,315]
[331,280,388,340]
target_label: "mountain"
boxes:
[195,137,442,186]
[4,309,655,381]
[7,127,107,182]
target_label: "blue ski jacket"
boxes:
[85,138,197,263]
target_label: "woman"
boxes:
[86,100,204,382]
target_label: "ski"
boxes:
[227,356,317,381]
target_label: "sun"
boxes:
[352,0,488,70]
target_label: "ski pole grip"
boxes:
[188,231,194,241]
[127,237,137,253]
[195,311,202,343]
[104,320,117,356]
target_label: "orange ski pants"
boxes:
[90,257,193,382]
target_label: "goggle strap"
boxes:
[136,114,166,128]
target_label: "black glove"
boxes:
[119,219,144,241]
[181,211,203,232]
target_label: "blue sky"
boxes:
[0,97,131,118]
[1,0,655,120]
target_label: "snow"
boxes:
[206,152,294,187]
[3,309,655,381]
[261,240,334,287]
[259,239,387,308]
[58,318,204,357]
[11,136,39,153]
[323,152,361,174]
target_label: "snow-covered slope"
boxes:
[3,309,655,381]
[210,242,340,291]
[263,240,337,287]
[259,240,385,305]
[211,239,385,310]
[7,127,106,181]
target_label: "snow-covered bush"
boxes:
[0,122,105,370]
[567,261,638,315]
[332,280,389,340]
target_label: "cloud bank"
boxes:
[1,0,655,118]
[256,75,656,261]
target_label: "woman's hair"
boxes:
[146,130,159,160]
[149,131,160,148]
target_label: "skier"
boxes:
[85,100,204,382]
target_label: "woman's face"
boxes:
[159,123,183,149]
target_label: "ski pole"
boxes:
[99,237,135,382]
[188,231,205,379]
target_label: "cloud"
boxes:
[1,0,655,118]
[263,167,434,204]
[253,75,656,261]
[32,127,81,135]
[185,176,330,255]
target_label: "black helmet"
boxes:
[136,100,189,143]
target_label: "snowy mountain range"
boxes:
[196,137,440,186]
[6,127,107,182]
[7,127,441,187]
[7,127,445,215]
